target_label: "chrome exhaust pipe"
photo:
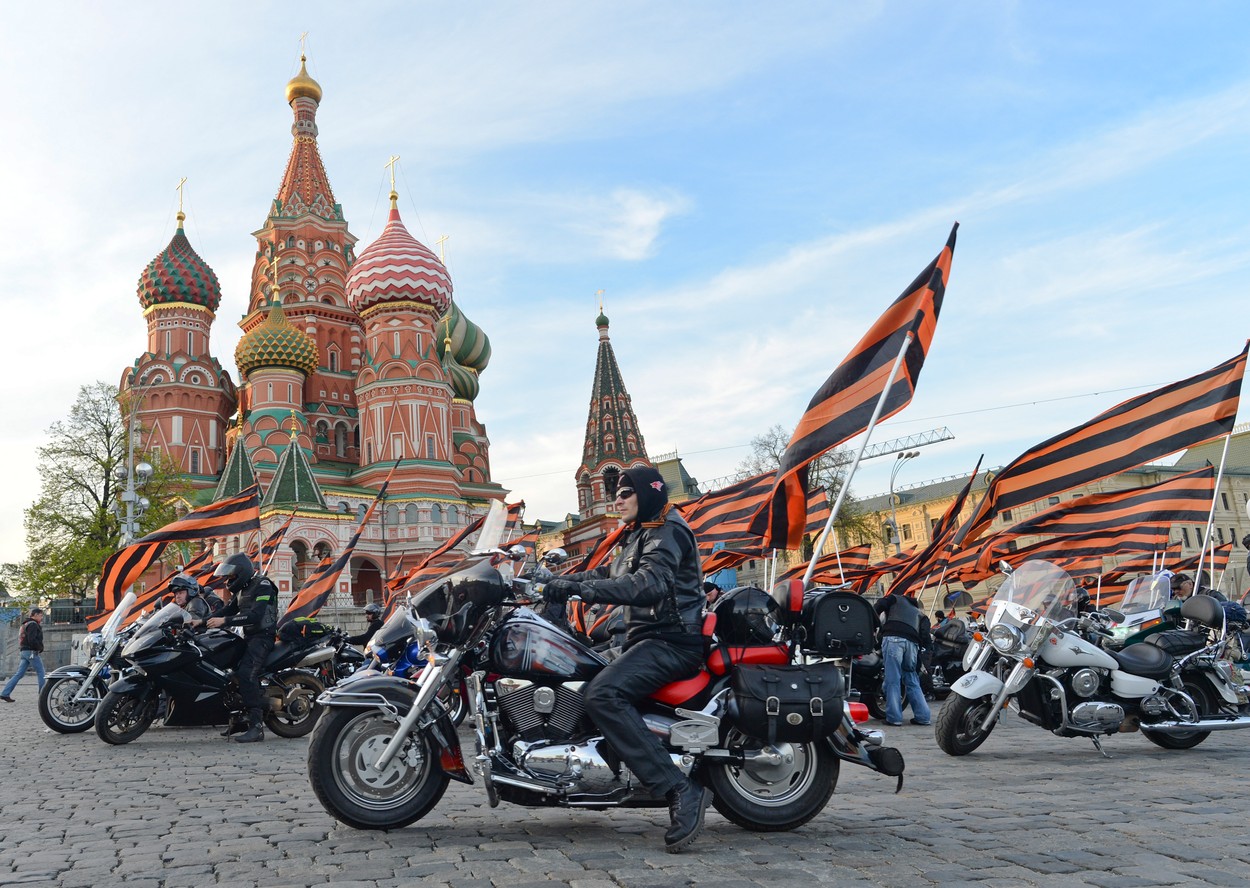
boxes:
[1141,714,1250,734]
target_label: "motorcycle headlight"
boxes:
[410,617,438,649]
[989,624,1023,654]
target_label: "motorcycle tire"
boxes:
[867,688,910,722]
[39,675,106,734]
[438,675,469,728]
[704,727,839,832]
[307,707,449,830]
[934,694,996,756]
[264,671,325,739]
[95,690,156,745]
[1144,679,1213,751]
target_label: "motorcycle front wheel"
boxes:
[1144,679,1213,750]
[95,690,156,745]
[704,729,839,832]
[265,671,325,739]
[39,674,106,734]
[934,694,996,756]
[307,707,450,830]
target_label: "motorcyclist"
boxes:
[206,554,278,743]
[542,466,710,853]
[170,573,211,626]
[344,603,384,647]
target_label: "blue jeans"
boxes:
[881,636,930,725]
[2,650,46,696]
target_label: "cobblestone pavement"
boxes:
[1,686,1247,888]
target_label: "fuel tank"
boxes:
[490,609,608,681]
[1040,631,1117,670]
[197,629,247,671]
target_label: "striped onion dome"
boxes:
[235,300,319,377]
[435,299,491,374]
[137,215,222,312]
[346,201,452,315]
[443,348,480,401]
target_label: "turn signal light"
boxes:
[1022,657,1035,669]
[972,632,984,643]
[846,701,870,724]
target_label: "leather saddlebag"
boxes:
[726,661,844,744]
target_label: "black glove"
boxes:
[543,578,582,603]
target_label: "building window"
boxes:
[189,450,200,474]
[1217,527,1225,544]
[392,435,403,459]
[328,349,339,372]
[448,505,459,524]
[1182,527,1190,546]
[426,435,436,460]
[1005,540,1018,553]
[1000,509,1012,522]
[431,504,443,524]
[404,504,418,524]
[901,524,912,542]
[1221,492,1230,510]
[1047,496,1060,506]
[335,424,347,457]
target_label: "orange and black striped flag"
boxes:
[258,512,296,572]
[503,501,525,541]
[678,471,831,558]
[701,548,764,576]
[778,543,874,585]
[1100,542,1184,584]
[92,484,260,628]
[885,457,983,596]
[568,523,631,573]
[749,224,957,550]
[1171,541,1235,581]
[112,548,215,629]
[955,344,1248,550]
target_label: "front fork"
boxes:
[373,646,463,771]
[71,639,120,705]
[979,659,1033,734]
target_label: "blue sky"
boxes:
[2,2,1250,565]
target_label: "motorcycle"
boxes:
[935,560,1245,757]
[39,591,139,733]
[306,506,904,833]
[95,601,327,744]
[1105,573,1175,650]
[928,619,971,698]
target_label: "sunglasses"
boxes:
[615,486,636,500]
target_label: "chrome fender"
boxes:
[46,664,93,681]
[951,669,1004,700]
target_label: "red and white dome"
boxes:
[346,204,452,315]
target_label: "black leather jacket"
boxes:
[564,510,705,646]
[221,576,279,637]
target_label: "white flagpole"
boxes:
[1196,432,1233,590]
[804,331,915,589]
[833,529,846,584]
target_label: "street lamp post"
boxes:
[888,451,919,555]
[112,394,153,546]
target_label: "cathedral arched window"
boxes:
[316,421,329,443]
[404,504,419,524]
[189,450,200,474]
[357,504,368,521]
[335,424,347,458]
[328,348,339,373]
[447,505,459,525]
[286,236,295,248]
[353,425,360,450]
[313,541,332,560]
[385,504,400,526]
[431,504,443,524]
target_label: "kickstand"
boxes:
[1090,735,1112,759]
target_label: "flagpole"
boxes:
[833,529,846,584]
[1196,432,1233,590]
[804,331,915,589]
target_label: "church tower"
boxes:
[238,54,361,470]
[122,206,237,484]
[575,308,650,517]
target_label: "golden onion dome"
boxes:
[235,300,319,378]
[285,55,323,104]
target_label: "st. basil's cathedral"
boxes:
[120,57,504,605]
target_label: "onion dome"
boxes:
[435,300,491,373]
[596,308,610,327]
[285,54,322,104]
[443,347,480,401]
[235,300,319,377]
[346,198,452,315]
[137,213,222,312]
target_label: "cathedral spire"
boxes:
[274,51,338,221]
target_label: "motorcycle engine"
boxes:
[1069,701,1124,731]
[1070,668,1102,698]
[513,738,636,794]
[495,677,588,741]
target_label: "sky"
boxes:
[2,2,1250,566]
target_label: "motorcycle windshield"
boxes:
[987,560,1079,631]
[121,602,193,658]
[368,606,416,656]
[100,590,137,648]
[1118,574,1172,615]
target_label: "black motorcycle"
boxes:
[306,519,904,833]
[95,602,326,744]
[928,619,972,698]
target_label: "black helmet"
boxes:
[213,553,256,593]
[169,573,200,598]
[712,586,777,645]
[364,603,382,619]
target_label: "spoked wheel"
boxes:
[934,694,996,756]
[307,707,449,830]
[1144,680,1213,750]
[264,672,325,739]
[39,675,106,734]
[95,690,156,745]
[704,728,839,832]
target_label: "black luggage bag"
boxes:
[801,590,878,657]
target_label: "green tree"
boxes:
[734,424,880,556]
[10,382,191,599]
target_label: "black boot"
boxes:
[233,709,264,743]
[221,713,246,738]
[664,777,710,852]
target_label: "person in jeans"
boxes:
[2,607,46,702]
[873,591,932,726]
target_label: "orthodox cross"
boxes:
[299,32,309,56]
[175,177,188,214]
[596,288,605,313]
[385,154,401,191]
[435,234,449,263]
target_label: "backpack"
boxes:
[18,619,35,649]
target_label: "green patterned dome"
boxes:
[137,216,222,312]
[435,300,491,373]
[443,348,480,401]
[235,301,318,377]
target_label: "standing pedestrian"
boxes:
[874,590,932,727]
[2,607,46,702]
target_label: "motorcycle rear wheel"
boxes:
[39,675,105,734]
[95,690,156,745]
[705,729,839,832]
[264,671,325,739]
[307,707,449,830]
[934,694,996,756]
[1144,679,1213,750]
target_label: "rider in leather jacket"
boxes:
[207,554,279,743]
[544,466,710,853]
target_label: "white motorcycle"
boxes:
[935,560,1228,757]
